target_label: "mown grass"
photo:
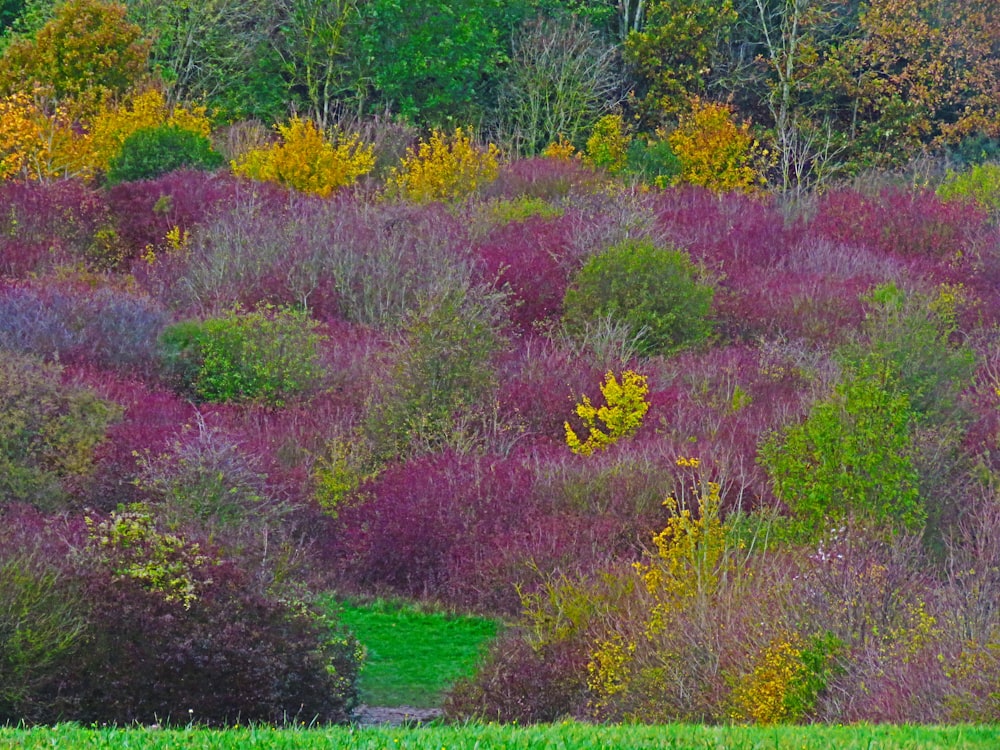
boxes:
[321,596,500,708]
[1,723,997,749]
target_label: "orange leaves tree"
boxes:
[816,0,1000,168]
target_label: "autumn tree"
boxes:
[816,0,1000,169]
[624,0,737,123]
[0,0,150,115]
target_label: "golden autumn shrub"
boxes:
[385,127,500,203]
[668,97,766,193]
[0,92,92,181]
[231,116,375,197]
[565,370,650,456]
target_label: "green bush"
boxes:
[937,162,1000,218]
[105,123,224,185]
[758,356,923,540]
[0,353,120,510]
[364,285,504,460]
[159,305,326,406]
[626,137,682,188]
[0,547,85,718]
[563,239,714,356]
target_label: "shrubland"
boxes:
[2,0,1000,732]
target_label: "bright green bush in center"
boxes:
[105,123,224,185]
[563,239,714,356]
[159,305,326,406]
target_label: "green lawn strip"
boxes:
[321,595,500,708]
[3,723,999,750]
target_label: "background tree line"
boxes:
[2,0,999,188]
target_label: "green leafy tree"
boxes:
[350,0,514,126]
[123,0,285,121]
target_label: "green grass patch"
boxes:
[321,596,500,708]
[2,723,999,749]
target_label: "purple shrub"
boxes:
[142,193,474,325]
[333,452,543,612]
[484,157,602,201]
[0,179,118,276]
[0,282,168,376]
[811,188,993,262]
[718,268,873,344]
[652,186,798,273]
[495,335,604,446]
[106,170,285,259]
[445,634,590,723]
[475,215,574,332]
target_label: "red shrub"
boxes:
[475,215,574,332]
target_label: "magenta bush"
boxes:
[475,215,573,332]
[0,179,117,276]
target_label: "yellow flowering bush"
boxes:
[585,113,631,174]
[542,135,579,160]
[668,97,766,193]
[0,92,92,180]
[86,503,211,609]
[232,116,375,197]
[386,127,500,203]
[565,370,650,456]
[730,634,808,724]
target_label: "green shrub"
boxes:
[364,285,504,460]
[937,162,1000,218]
[0,353,120,510]
[105,123,224,185]
[0,547,85,718]
[758,356,923,540]
[845,283,975,426]
[159,305,326,406]
[563,239,714,356]
[626,137,681,188]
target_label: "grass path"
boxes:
[3,723,998,749]
[321,596,500,709]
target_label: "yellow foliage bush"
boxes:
[729,633,808,724]
[637,479,726,633]
[386,127,500,203]
[584,114,631,174]
[565,370,650,456]
[1,88,212,181]
[0,93,46,180]
[668,97,766,193]
[232,116,375,197]
[542,135,578,161]
[0,92,93,180]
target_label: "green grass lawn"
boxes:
[321,596,500,708]
[2,723,998,749]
